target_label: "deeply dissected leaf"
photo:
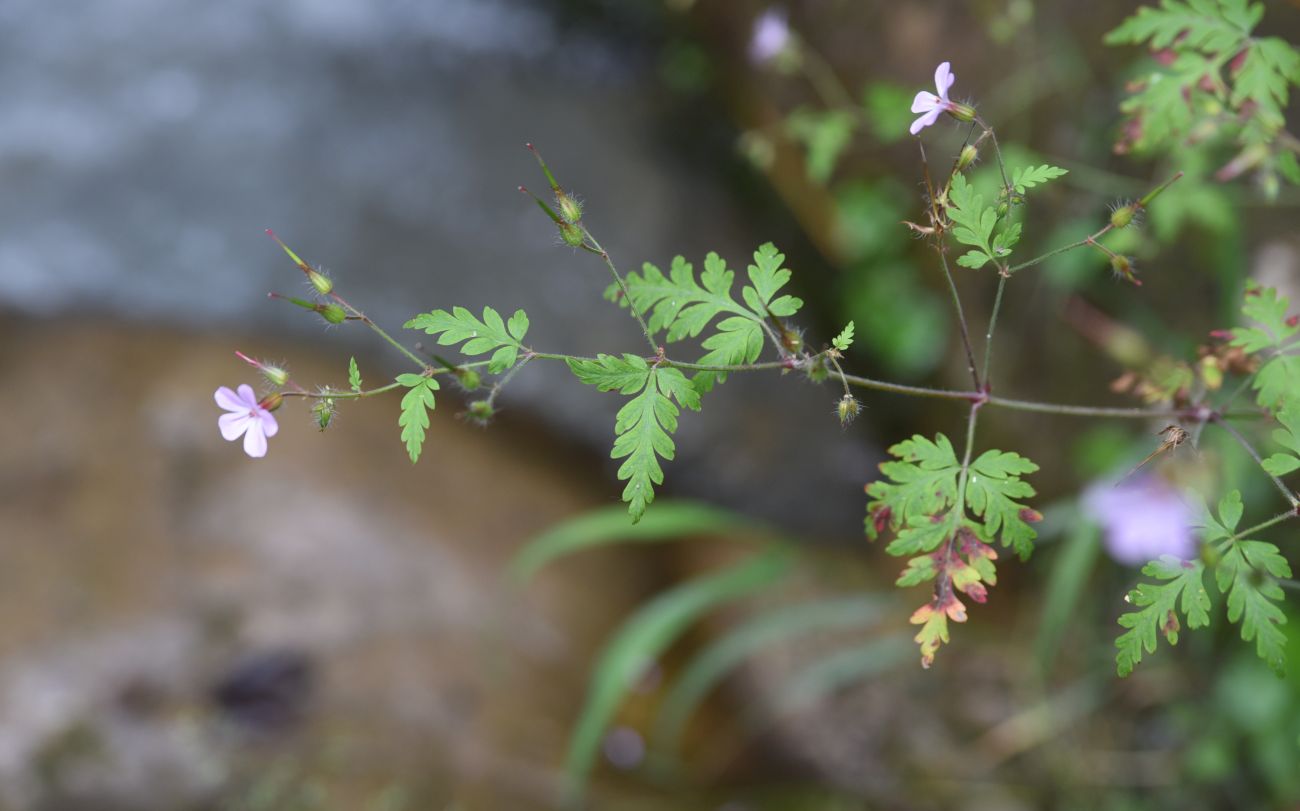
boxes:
[1115,556,1211,677]
[396,373,439,463]
[404,306,530,373]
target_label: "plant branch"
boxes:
[1212,415,1300,508]
[581,227,661,354]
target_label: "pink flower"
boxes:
[910,61,959,135]
[1082,476,1196,566]
[215,384,279,458]
[749,9,791,64]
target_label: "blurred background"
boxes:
[2,0,1300,808]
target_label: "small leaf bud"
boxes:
[317,303,348,324]
[836,394,860,427]
[957,145,978,170]
[558,222,586,248]
[308,269,334,295]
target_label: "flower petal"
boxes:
[219,411,251,441]
[909,108,943,135]
[259,409,279,438]
[215,386,246,412]
[934,61,954,100]
[243,423,268,458]
[236,384,259,408]
[911,90,940,114]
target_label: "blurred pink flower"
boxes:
[749,9,790,64]
[1082,476,1196,566]
[910,61,958,135]
[215,384,279,458]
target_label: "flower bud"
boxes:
[308,269,334,295]
[466,400,495,426]
[946,102,977,123]
[558,222,585,248]
[261,364,290,387]
[1111,255,1141,286]
[957,145,978,170]
[836,394,860,427]
[258,392,283,412]
[780,326,803,354]
[312,398,336,430]
[457,369,482,392]
[317,303,348,324]
[557,191,583,224]
[1110,203,1137,229]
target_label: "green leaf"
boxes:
[745,242,803,318]
[509,501,764,581]
[652,595,887,757]
[348,356,362,392]
[561,548,791,806]
[831,321,855,352]
[946,174,999,263]
[865,433,960,540]
[404,306,529,373]
[1230,285,1300,409]
[1010,164,1069,193]
[692,315,764,394]
[1105,0,1256,52]
[965,449,1041,560]
[1262,402,1300,476]
[785,108,854,183]
[1216,541,1290,674]
[1115,556,1211,677]
[396,373,439,463]
[566,356,700,522]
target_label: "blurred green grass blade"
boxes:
[754,635,912,724]
[509,501,763,582]
[652,594,887,757]
[561,547,792,807]
[1034,517,1101,674]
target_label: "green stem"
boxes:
[330,291,429,370]
[1234,508,1299,541]
[1212,416,1300,508]
[581,227,660,354]
[936,247,982,390]
[981,274,1008,386]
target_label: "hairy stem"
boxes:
[581,227,660,354]
[1212,416,1300,508]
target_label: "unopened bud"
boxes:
[957,145,978,170]
[1110,203,1137,229]
[946,102,977,123]
[262,364,290,387]
[557,192,583,224]
[312,398,336,430]
[836,394,860,427]
[779,326,803,354]
[308,270,334,295]
[317,303,348,324]
[457,369,482,392]
[258,392,283,412]
[1111,255,1141,286]
[466,400,495,425]
[558,222,585,248]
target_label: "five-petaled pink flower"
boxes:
[215,384,279,458]
[910,61,959,135]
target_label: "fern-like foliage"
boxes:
[865,433,1040,666]
[397,373,439,463]
[567,354,701,522]
[1116,491,1292,676]
[1229,284,1300,409]
[616,243,803,393]
[405,306,530,373]
[1106,0,1300,186]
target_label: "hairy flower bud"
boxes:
[312,398,336,430]
[836,394,860,427]
[557,191,583,224]
[957,145,978,170]
[317,303,348,324]
[1110,203,1138,229]
[558,222,585,248]
[308,269,334,295]
[457,369,482,392]
[258,392,283,412]
[466,400,495,426]
[261,364,290,387]
[1111,255,1141,286]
